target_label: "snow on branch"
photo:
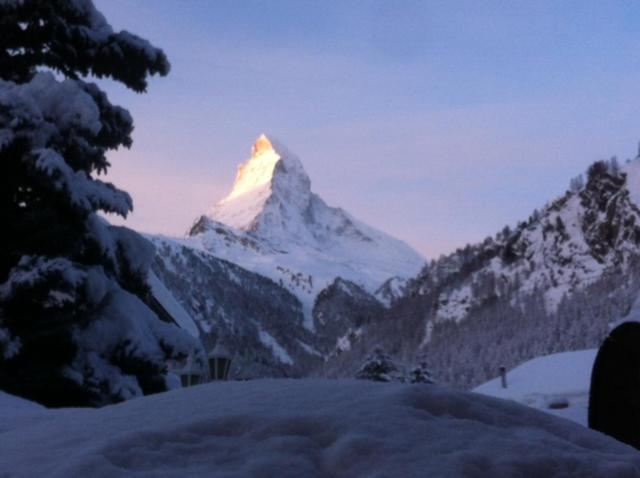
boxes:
[67,285,205,402]
[0,256,85,296]
[33,148,132,216]
[0,73,135,213]
[0,256,108,309]
[0,0,170,91]
[0,73,102,139]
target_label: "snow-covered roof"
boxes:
[208,342,231,358]
[147,271,200,338]
[473,349,598,426]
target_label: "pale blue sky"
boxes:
[97,0,640,258]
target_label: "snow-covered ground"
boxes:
[0,391,43,416]
[474,349,598,426]
[2,379,639,477]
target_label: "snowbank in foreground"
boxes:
[1,379,638,477]
[0,391,43,415]
[473,349,597,426]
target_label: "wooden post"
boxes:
[499,366,507,389]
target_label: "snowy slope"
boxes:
[149,236,323,377]
[2,379,640,477]
[363,156,640,389]
[474,349,598,426]
[411,158,640,328]
[186,135,425,326]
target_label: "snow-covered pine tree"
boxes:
[0,0,203,406]
[355,347,401,382]
[407,359,435,384]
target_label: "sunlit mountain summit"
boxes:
[187,134,426,325]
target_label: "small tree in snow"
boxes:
[0,0,202,406]
[407,359,435,384]
[356,347,402,382]
[356,348,435,384]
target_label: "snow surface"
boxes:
[2,379,640,477]
[473,292,640,426]
[474,349,598,426]
[0,391,43,416]
[186,135,426,328]
[374,276,409,307]
[436,284,472,323]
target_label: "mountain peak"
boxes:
[225,134,282,202]
[207,134,311,232]
[188,135,426,320]
[251,134,275,158]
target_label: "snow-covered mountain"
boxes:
[413,158,640,325]
[149,236,323,378]
[323,156,640,389]
[187,134,425,325]
[151,137,640,388]
[145,135,424,375]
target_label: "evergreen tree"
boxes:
[355,347,401,382]
[0,0,203,406]
[587,160,609,183]
[407,359,435,384]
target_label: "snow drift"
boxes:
[1,379,639,477]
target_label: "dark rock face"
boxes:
[589,322,640,450]
[580,163,640,261]
[151,238,391,379]
[312,278,384,355]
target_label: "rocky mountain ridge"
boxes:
[324,156,640,388]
